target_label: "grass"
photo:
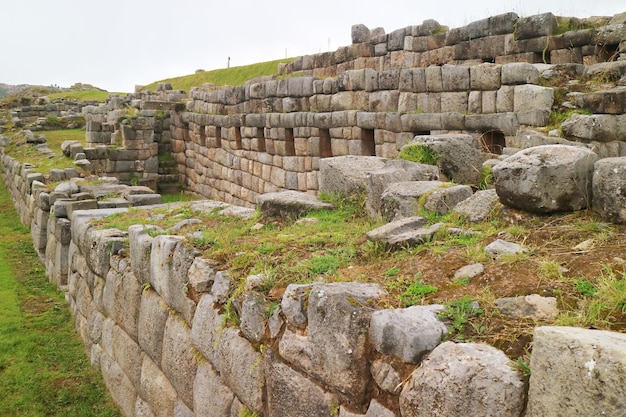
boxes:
[141,58,295,92]
[2,128,85,175]
[46,90,114,102]
[0,175,121,416]
[398,143,439,165]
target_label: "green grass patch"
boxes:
[398,144,439,165]
[2,128,86,175]
[0,176,120,416]
[142,58,295,92]
[46,90,115,102]
[439,296,483,340]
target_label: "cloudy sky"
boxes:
[1,0,623,92]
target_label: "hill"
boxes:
[141,58,295,91]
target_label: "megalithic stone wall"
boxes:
[2,152,626,417]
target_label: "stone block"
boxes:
[470,63,502,90]
[501,62,540,85]
[493,145,598,213]
[515,12,557,40]
[100,353,138,417]
[218,328,264,414]
[561,114,624,143]
[411,134,484,186]
[319,155,388,197]
[440,92,468,113]
[139,354,177,417]
[191,294,224,368]
[162,315,197,409]
[138,289,170,366]
[111,324,142,388]
[527,327,626,416]
[279,282,386,401]
[370,305,448,363]
[193,363,235,417]
[422,184,474,215]
[425,66,443,92]
[593,157,626,223]
[265,351,337,417]
[365,159,439,218]
[441,64,470,91]
[400,342,525,417]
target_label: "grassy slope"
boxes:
[141,58,294,91]
[46,90,114,102]
[0,178,120,416]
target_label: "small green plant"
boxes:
[384,266,401,277]
[537,260,564,280]
[574,277,597,297]
[439,296,483,339]
[329,401,340,416]
[239,406,260,417]
[513,349,532,382]
[398,144,439,165]
[453,277,470,286]
[45,115,63,126]
[399,276,438,307]
[479,165,493,190]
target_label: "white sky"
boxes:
[1,0,623,92]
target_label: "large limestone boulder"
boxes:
[365,159,439,218]
[410,134,483,187]
[453,189,502,222]
[400,342,526,417]
[592,157,626,223]
[258,190,333,220]
[265,352,337,417]
[370,305,448,363]
[527,326,626,416]
[493,145,598,213]
[278,282,386,402]
[380,180,471,221]
[319,156,388,197]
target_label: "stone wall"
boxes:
[81,89,184,191]
[162,11,626,207]
[2,151,625,417]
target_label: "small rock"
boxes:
[295,217,319,226]
[267,307,284,339]
[454,263,484,281]
[245,274,267,291]
[495,294,558,320]
[485,239,528,258]
[167,218,202,232]
[371,359,402,394]
[573,239,595,252]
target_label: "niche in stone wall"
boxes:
[234,127,242,150]
[480,130,505,155]
[215,127,222,148]
[361,128,375,156]
[319,128,332,158]
[285,128,295,156]
[257,128,266,152]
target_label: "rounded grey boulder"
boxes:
[493,144,598,213]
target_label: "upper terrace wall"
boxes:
[72,12,626,207]
[166,12,625,207]
[280,12,624,78]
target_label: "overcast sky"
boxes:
[1,0,623,92]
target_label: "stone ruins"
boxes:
[1,10,626,417]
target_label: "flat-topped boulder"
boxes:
[493,145,598,213]
[258,191,333,219]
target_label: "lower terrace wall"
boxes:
[2,151,625,417]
